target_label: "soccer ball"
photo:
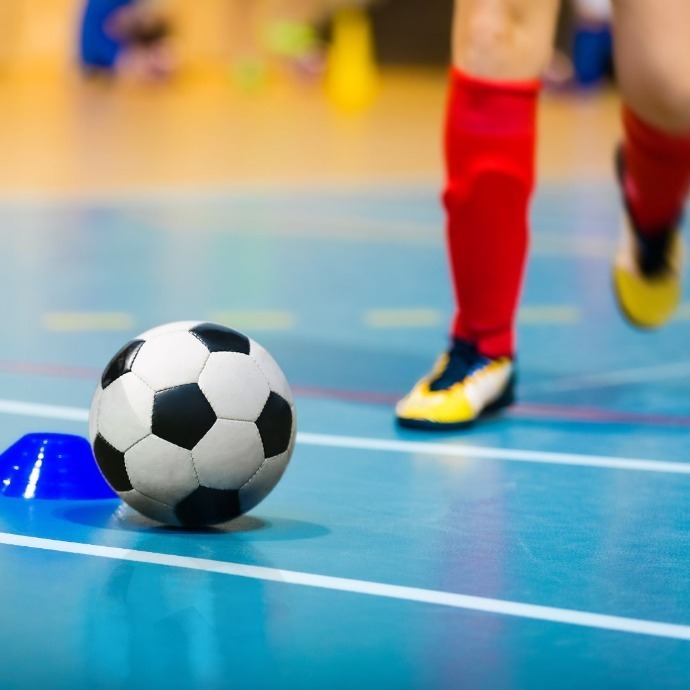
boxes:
[88,321,296,527]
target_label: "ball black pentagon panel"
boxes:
[101,340,145,389]
[174,486,242,526]
[189,323,250,355]
[152,383,217,450]
[93,433,133,492]
[255,391,293,458]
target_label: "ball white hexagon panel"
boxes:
[192,419,266,490]
[88,384,103,444]
[119,488,180,526]
[96,372,154,452]
[238,448,292,516]
[125,435,200,506]
[132,331,210,390]
[249,340,294,405]
[198,351,270,421]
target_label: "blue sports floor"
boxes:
[0,180,689,689]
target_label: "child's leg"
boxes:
[610,0,690,328]
[396,0,560,429]
[446,0,560,358]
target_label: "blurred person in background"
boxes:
[79,0,175,81]
[543,0,612,89]
[227,0,380,91]
[226,0,327,90]
[395,0,690,430]
[571,0,613,87]
[78,0,377,86]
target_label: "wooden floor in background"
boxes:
[0,67,622,198]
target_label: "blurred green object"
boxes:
[264,20,320,59]
[231,57,269,92]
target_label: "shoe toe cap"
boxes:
[613,264,681,329]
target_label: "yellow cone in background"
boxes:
[325,7,379,112]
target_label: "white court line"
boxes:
[297,433,690,475]
[0,398,688,475]
[0,532,688,641]
[0,399,89,422]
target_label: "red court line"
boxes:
[2,360,690,428]
[292,386,690,428]
[0,360,100,379]
[508,403,690,428]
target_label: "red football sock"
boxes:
[622,105,690,234]
[444,68,539,359]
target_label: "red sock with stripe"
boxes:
[444,68,539,359]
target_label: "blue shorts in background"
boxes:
[79,0,134,70]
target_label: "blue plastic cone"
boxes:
[0,433,116,500]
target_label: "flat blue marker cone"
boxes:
[0,433,116,499]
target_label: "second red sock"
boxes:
[622,106,690,234]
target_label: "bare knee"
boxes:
[463,10,521,69]
[625,76,690,133]
[452,0,558,81]
[612,0,690,131]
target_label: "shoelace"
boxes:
[428,339,484,392]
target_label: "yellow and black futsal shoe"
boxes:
[395,339,515,430]
[612,148,683,329]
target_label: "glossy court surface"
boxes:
[0,72,688,689]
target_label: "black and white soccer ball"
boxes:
[88,321,296,527]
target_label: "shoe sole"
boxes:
[611,250,681,330]
[611,273,669,330]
